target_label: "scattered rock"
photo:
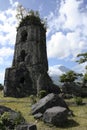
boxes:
[34,113,43,119]
[43,106,68,126]
[32,93,69,115]
[16,124,37,130]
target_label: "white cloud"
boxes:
[47,0,87,61]
[0,2,18,46]
[59,0,82,30]
[48,64,67,76]
[0,1,18,83]
[0,47,14,58]
[0,50,14,84]
[72,62,87,74]
[47,32,70,59]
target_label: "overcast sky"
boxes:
[0,0,87,84]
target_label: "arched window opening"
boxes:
[20,77,25,84]
[21,30,27,42]
[20,50,26,61]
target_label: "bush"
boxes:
[0,119,5,130]
[0,84,3,91]
[14,111,25,126]
[0,112,10,129]
[30,95,37,105]
[1,112,10,126]
[74,97,83,105]
[38,90,47,99]
[0,111,25,130]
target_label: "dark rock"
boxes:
[16,124,37,130]
[34,113,43,119]
[43,106,68,126]
[0,105,25,129]
[0,105,15,115]
[80,88,87,97]
[32,93,69,115]
[62,82,81,96]
[47,84,61,94]
[4,14,60,97]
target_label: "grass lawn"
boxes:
[0,91,87,130]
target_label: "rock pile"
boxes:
[32,93,71,126]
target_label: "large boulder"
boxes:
[32,93,69,115]
[0,105,25,129]
[62,82,81,96]
[0,105,37,130]
[43,106,68,126]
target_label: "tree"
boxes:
[77,52,87,64]
[16,3,27,22]
[0,84,3,90]
[16,4,47,30]
[60,71,79,83]
[83,73,87,83]
[60,74,68,83]
[77,52,87,87]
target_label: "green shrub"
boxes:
[14,111,25,126]
[74,97,83,105]
[0,119,6,130]
[0,112,10,129]
[30,95,37,105]
[0,111,25,129]
[38,90,47,99]
[1,112,10,126]
[0,84,3,91]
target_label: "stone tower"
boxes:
[4,15,60,97]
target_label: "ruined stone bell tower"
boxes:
[4,14,60,97]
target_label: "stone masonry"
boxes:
[4,15,60,97]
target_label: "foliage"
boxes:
[30,95,37,105]
[16,3,27,22]
[77,52,87,64]
[0,112,10,129]
[83,73,87,87]
[38,90,47,99]
[60,71,79,83]
[0,111,25,130]
[0,121,5,130]
[77,52,87,86]
[74,97,83,105]
[0,84,3,90]
[1,112,9,119]
[16,4,47,30]
[14,111,25,126]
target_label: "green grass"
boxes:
[0,91,87,130]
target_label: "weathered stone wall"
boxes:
[13,25,48,70]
